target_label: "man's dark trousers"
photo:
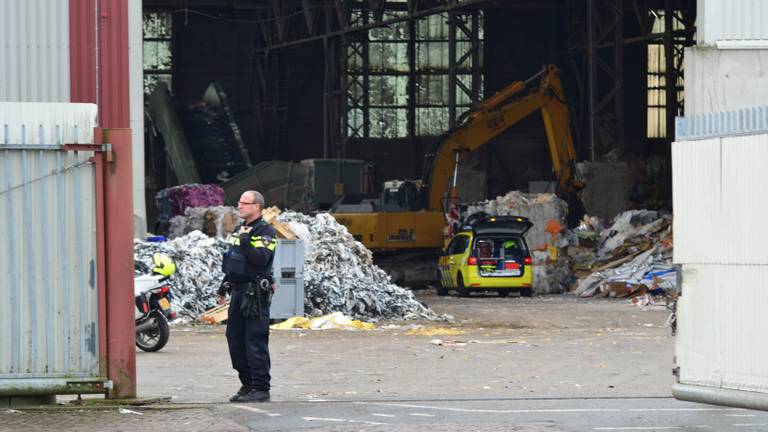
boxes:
[226,288,271,391]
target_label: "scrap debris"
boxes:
[135,208,444,322]
[277,211,444,321]
[570,209,675,299]
[278,211,442,320]
[155,184,225,232]
[134,231,228,320]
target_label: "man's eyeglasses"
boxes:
[238,201,259,206]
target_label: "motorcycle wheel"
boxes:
[135,311,170,352]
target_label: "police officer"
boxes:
[217,190,277,403]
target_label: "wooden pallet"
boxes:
[261,206,297,239]
[199,303,230,324]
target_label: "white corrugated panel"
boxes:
[673,133,768,264]
[0,102,96,144]
[0,0,70,102]
[698,0,768,46]
[676,264,768,393]
[0,103,100,386]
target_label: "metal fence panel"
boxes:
[0,103,100,393]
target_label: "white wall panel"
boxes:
[698,0,768,46]
[676,264,768,393]
[0,102,96,144]
[0,0,70,102]
[674,123,768,264]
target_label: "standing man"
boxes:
[218,190,277,403]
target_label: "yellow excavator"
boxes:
[334,64,584,251]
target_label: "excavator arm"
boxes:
[422,64,583,212]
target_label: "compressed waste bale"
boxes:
[462,191,571,294]
[155,184,225,232]
[168,206,239,239]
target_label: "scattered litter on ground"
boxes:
[405,327,464,336]
[430,339,467,347]
[118,408,143,415]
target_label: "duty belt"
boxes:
[233,279,271,292]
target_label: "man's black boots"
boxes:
[236,388,270,403]
[229,385,251,402]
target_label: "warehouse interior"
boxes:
[141,0,696,229]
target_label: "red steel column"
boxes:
[70,0,135,398]
[102,129,135,398]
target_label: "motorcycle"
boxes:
[134,254,177,352]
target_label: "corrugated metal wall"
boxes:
[698,0,768,45]
[676,264,768,393]
[0,0,70,102]
[673,107,768,401]
[673,134,768,264]
[0,103,100,389]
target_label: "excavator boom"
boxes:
[334,64,582,251]
[422,64,582,212]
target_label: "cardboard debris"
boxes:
[570,210,676,299]
[199,302,229,324]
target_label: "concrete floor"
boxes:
[136,292,676,403]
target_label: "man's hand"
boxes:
[238,226,253,234]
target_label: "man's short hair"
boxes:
[246,190,265,208]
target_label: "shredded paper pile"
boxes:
[134,231,228,320]
[277,211,442,321]
[135,208,442,322]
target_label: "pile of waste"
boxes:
[461,191,572,294]
[570,209,675,300]
[168,206,239,239]
[134,231,228,320]
[135,208,442,322]
[155,184,225,232]
[277,211,443,321]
